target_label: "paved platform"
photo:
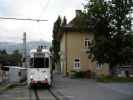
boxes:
[53,73,133,100]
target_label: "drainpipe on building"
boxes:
[65,32,68,76]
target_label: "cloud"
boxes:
[0,0,85,42]
[0,0,10,16]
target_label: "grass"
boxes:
[0,84,5,89]
[97,75,133,83]
[0,83,16,93]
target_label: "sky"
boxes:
[0,0,86,43]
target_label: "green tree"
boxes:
[0,49,7,55]
[0,49,22,66]
[11,50,22,66]
[84,0,133,75]
[61,16,67,27]
[52,16,62,65]
[0,50,8,65]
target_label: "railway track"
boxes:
[0,85,59,100]
[28,86,60,100]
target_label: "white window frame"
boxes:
[84,38,91,48]
[73,58,80,69]
[96,63,103,69]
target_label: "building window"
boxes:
[84,38,91,48]
[96,63,103,69]
[74,58,80,69]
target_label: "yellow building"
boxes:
[59,10,109,77]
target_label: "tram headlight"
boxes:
[30,75,33,79]
[45,75,48,79]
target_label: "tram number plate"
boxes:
[34,53,45,57]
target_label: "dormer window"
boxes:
[84,38,91,48]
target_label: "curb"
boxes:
[50,88,69,100]
[13,82,27,86]
[49,88,61,100]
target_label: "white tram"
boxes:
[27,47,52,87]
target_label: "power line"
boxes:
[0,16,48,22]
[39,0,51,18]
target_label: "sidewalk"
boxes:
[52,73,133,100]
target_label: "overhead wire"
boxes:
[0,16,48,22]
[39,0,51,18]
[36,0,51,41]
[0,0,50,22]
[0,0,51,22]
[0,0,51,44]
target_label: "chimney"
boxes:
[75,10,81,17]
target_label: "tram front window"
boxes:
[34,58,49,68]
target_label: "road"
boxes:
[0,85,57,100]
[53,74,133,100]
[1,74,133,100]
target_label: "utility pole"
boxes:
[23,32,27,68]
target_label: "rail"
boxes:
[28,87,59,100]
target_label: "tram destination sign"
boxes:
[34,52,45,58]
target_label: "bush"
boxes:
[71,70,91,78]
[70,71,84,78]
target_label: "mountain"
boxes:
[0,41,51,54]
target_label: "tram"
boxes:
[27,46,52,87]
